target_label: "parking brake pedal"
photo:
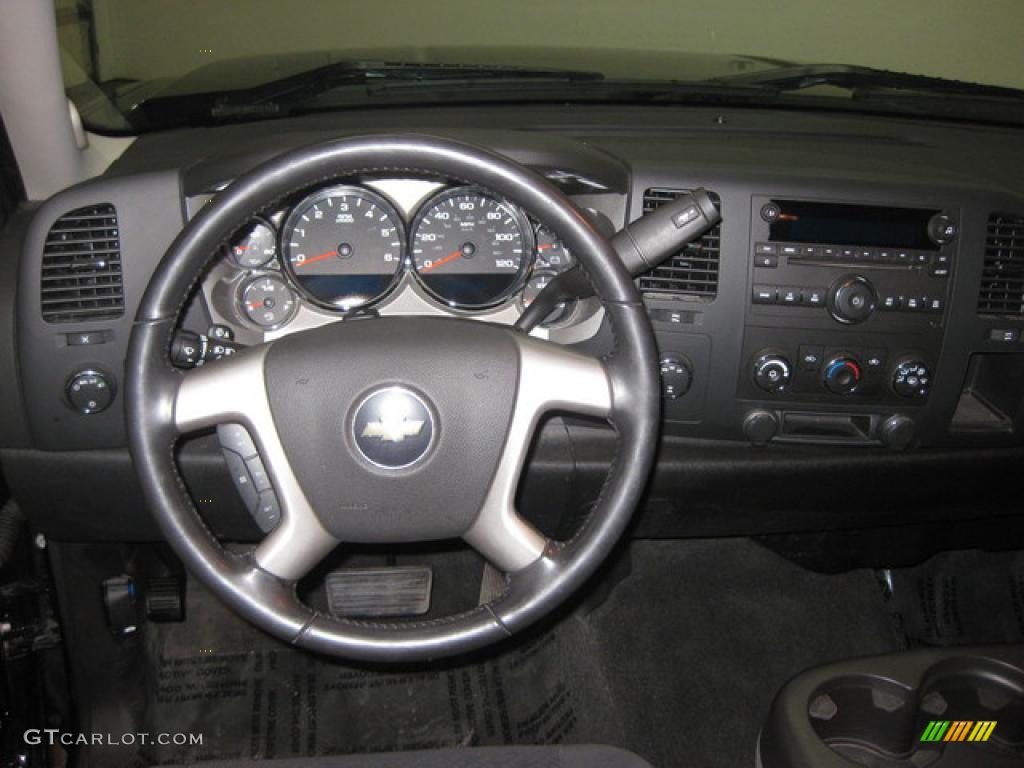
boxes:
[325,566,432,618]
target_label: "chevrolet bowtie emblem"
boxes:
[361,416,425,443]
[352,387,435,469]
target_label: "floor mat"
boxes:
[884,548,1024,648]
[135,597,624,766]
[75,539,902,768]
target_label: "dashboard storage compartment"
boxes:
[758,647,1024,768]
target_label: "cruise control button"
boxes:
[753,285,778,304]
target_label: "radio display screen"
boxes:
[769,200,939,251]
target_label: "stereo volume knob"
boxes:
[823,356,862,395]
[753,353,792,393]
[828,275,877,324]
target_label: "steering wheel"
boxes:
[126,135,659,662]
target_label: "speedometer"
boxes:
[281,186,405,311]
[410,188,533,310]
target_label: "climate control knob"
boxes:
[828,275,877,324]
[823,356,862,395]
[892,359,932,398]
[753,353,792,393]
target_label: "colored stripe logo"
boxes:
[920,721,997,742]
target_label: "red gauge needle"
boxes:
[296,249,337,268]
[537,244,554,251]
[421,250,464,273]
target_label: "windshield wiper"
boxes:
[131,60,604,128]
[708,63,1024,102]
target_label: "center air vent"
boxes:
[978,213,1024,317]
[41,203,124,323]
[638,188,721,299]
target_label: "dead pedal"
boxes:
[325,566,432,618]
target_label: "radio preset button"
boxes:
[780,287,802,305]
[754,242,777,255]
[803,288,826,307]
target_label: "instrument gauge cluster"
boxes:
[215,181,583,334]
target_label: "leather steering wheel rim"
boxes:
[126,134,659,662]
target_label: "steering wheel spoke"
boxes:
[464,336,612,572]
[174,348,339,581]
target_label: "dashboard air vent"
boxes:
[41,203,124,323]
[638,188,721,299]
[978,213,1024,317]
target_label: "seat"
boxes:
[164,745,653,768]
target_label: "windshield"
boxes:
[57,0,1024,133]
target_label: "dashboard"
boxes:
[190,178,602,349]
[3,105,1024,544]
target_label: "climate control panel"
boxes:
[744,343,933,403]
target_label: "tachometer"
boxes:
[281,186,405,311]
[410,188,532,309]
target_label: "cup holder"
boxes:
[805,657,1024,768]
[808,675,925,767]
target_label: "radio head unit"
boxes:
[763,200,956,250]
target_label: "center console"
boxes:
[738,197,958,448]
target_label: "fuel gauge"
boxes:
[240,275,297,329]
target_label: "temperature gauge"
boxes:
[230,219,278,269]
[535,225,574,272]
[240,275,297,329]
